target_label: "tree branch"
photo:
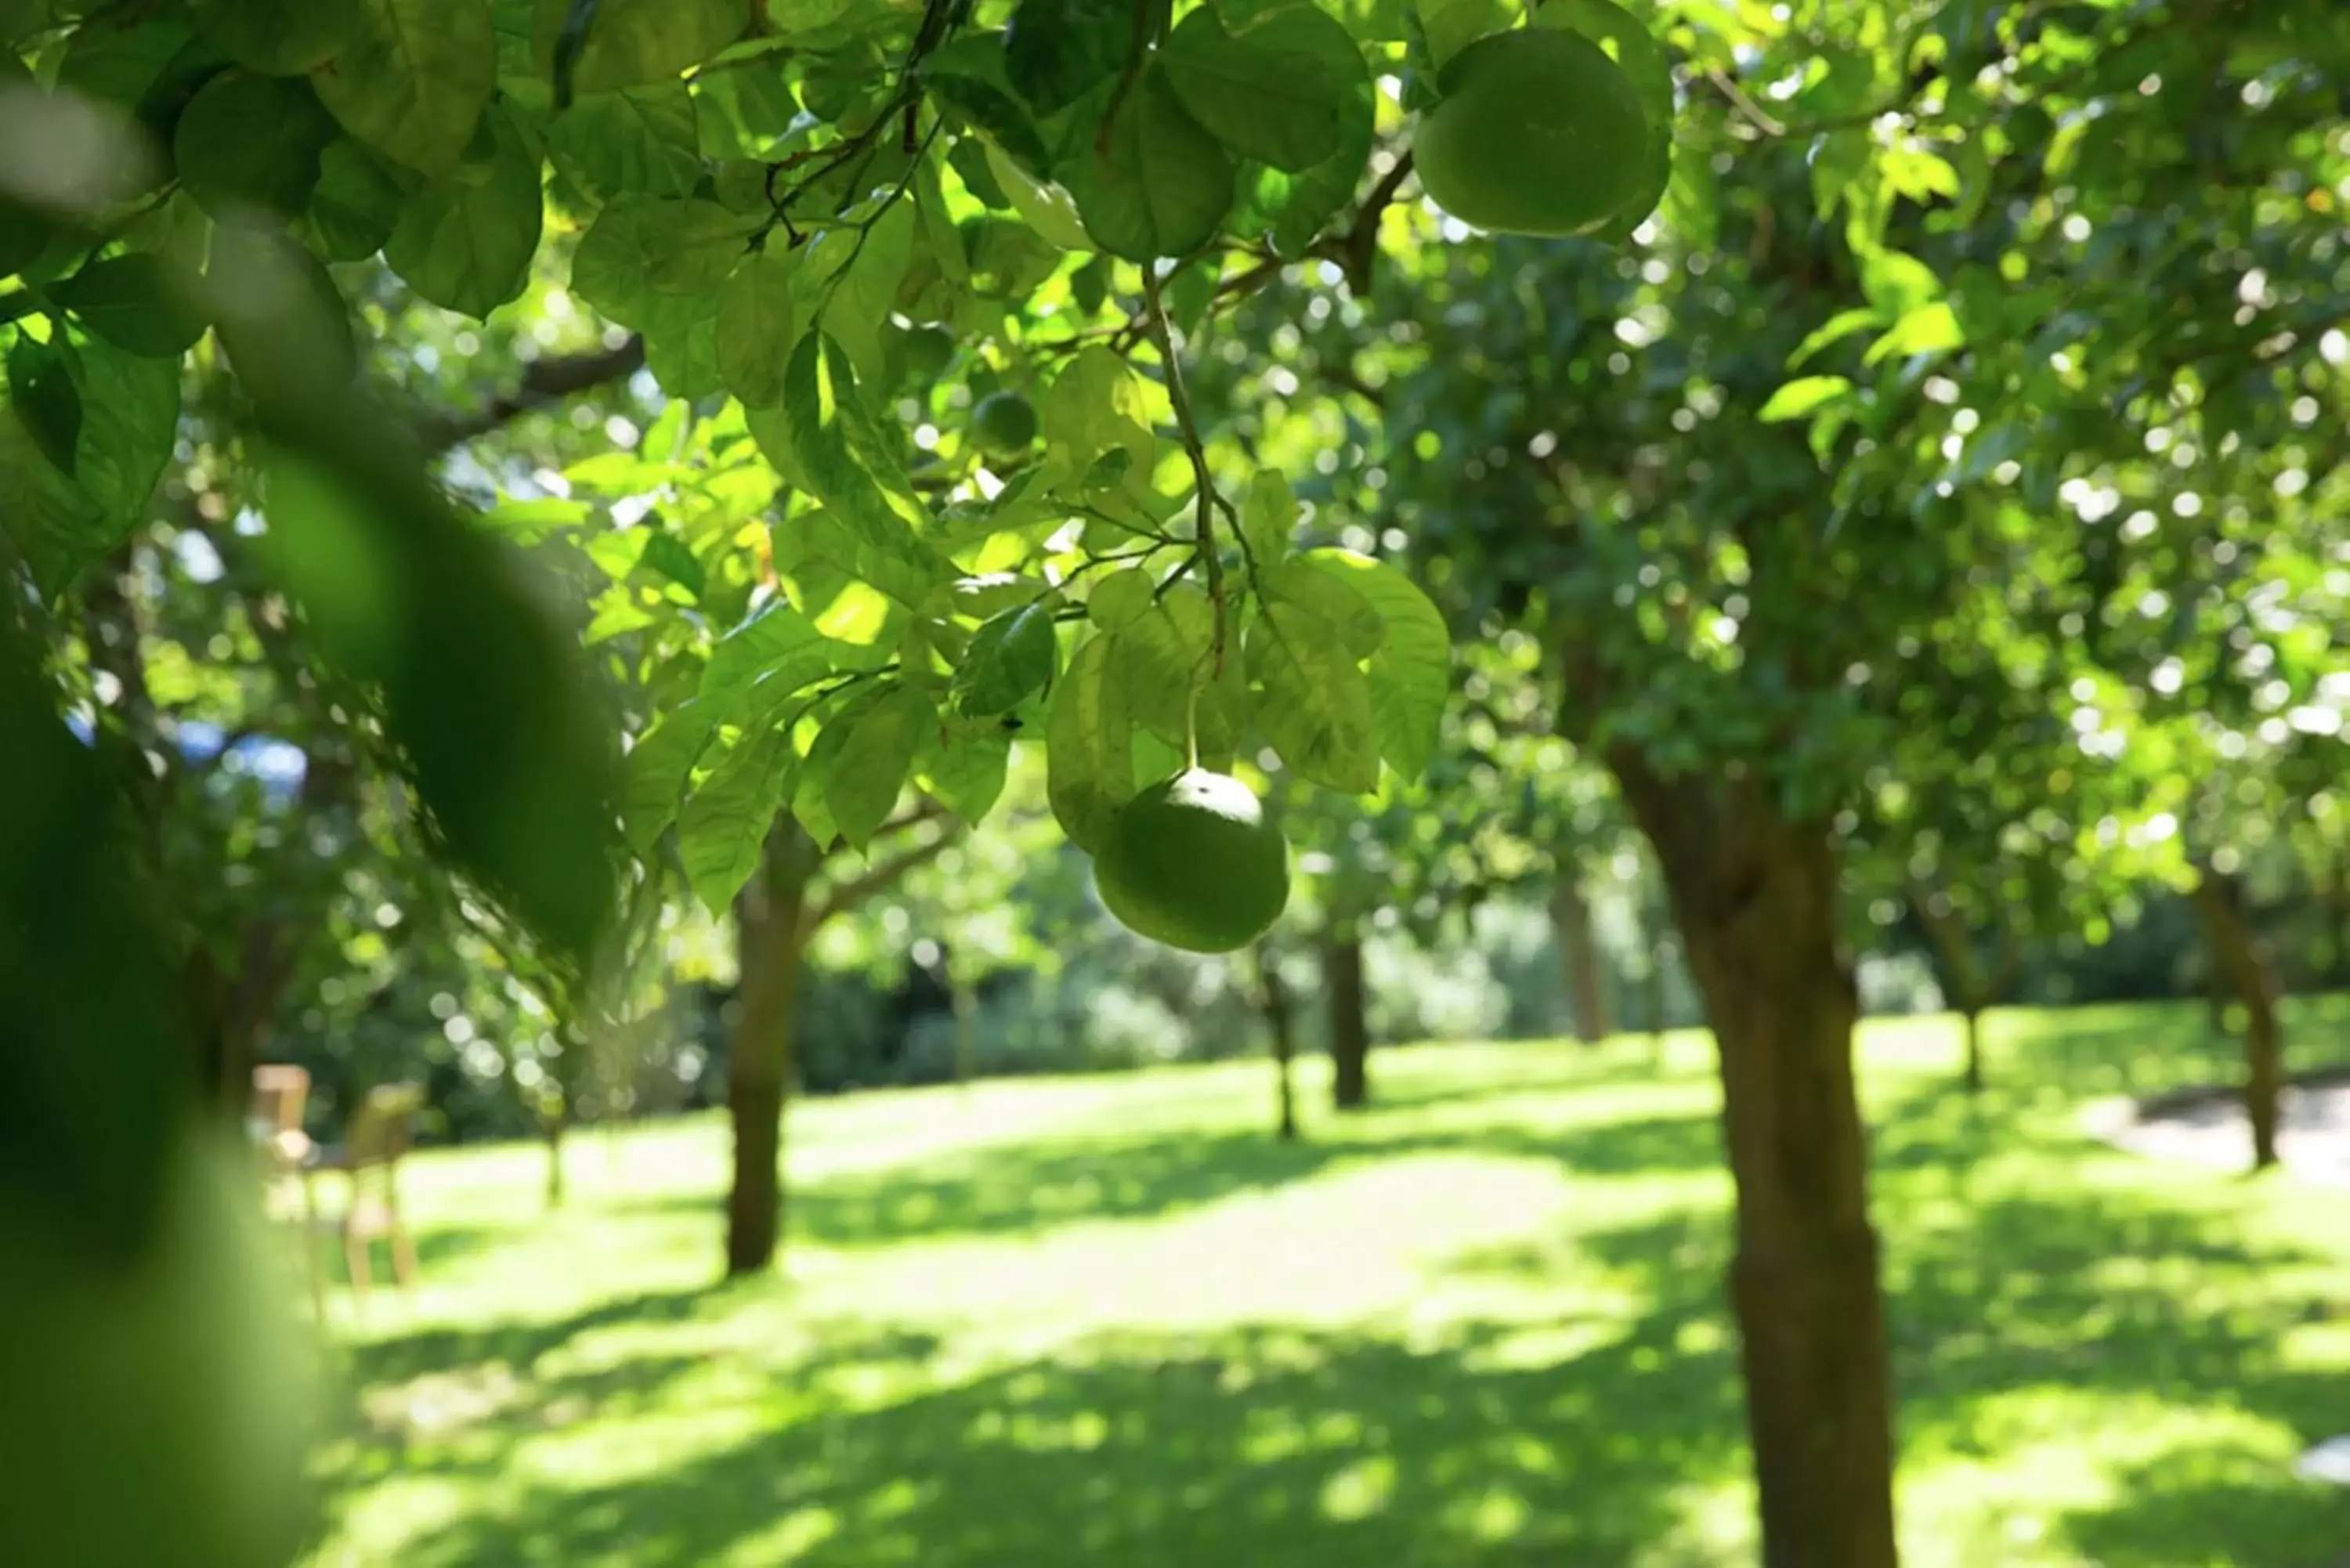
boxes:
[419,335,646,452]
[1318,150,1415,297]
[804,822,957,932]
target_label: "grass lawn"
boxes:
[294,999,2350,1567]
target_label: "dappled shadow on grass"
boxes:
[324,1006,2350,1565]
[395,1315,1743,1568]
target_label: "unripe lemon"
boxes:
[969,390,1039,459]
[1094,770,1291,953]
[1412,28,1652,237]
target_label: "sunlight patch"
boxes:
[1318,1453,1396,1521]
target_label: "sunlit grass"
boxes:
[295,1002,2350,1566]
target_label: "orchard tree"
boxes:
[5,0,1684,1310]
[1213,3,2346,1564]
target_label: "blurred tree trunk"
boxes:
[2189,864,2283,1171]
[542,1104,568,1209]
[1550,872,1611,1044]
[1910,881,2019,1094]
[1619,763,1897,1568]
[2323,849,2350,988]
[950,975,978,1086]
[726,826,814,1276]
[1326,930,1369,1111]
[1253,945,1298,1140]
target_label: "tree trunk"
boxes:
[726,826,814,1277]
[1325,931,1369,1111]
[1254,945,1299,1140]
[543,1109,567,1209]
[1550,872,1612,1044]
[1619,764,1898,1568]
[950,975,978,1086]
[2189,865,2283,1171]
[1959,1006,1983,1096]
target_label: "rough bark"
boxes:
[1618,762,1898,1568]
[2189,865,2283,1171]
[1254,945,1299,1140]
[1325,931,1370,1111]
[725,826,814,1276]
[1550,872,1612,1044]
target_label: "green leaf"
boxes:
[569,195,755,326]
[1046,629,1137,853]
[1266,556,1383,657]
[1247,598,1380,793]
[1863,301,1965,367]
[1860,249,1942,316]
[383,107,544,318]
[789,683,881,849]
[540,0,747,96]
[955,599,1058,717]
[1066,65,1234,262]
[1160,5,1352,173]
[638,287,726,399]
[52,255,208,359]
[187,0,363,74]
[1788,306,1887,370]
[1227,6,1376,255]
[175,69,339,222]
[1087,567,1155,630]
[920,727,1009,825]
[307,139,408,261]
[8,336,80,477]
[1039,344,1156,491]
[547,84,703,204]
[313,0,497,176]
[1,334,176,591]
[1305,549,1448,779]
[984,139,1094,251]
[921,31,1054,173]
[700,601,833,716]
[1116,583,1242,765]
[207,224,360,408]
[1240,468,1297,562]
[253,403,616,963]
[56,332,179,528]
[1003,0,1136,117]
[716,244,798,407]
[1415,0,1515,69]
[678,723,791,912]
[772,330,948,608]
[1758,374,1853,424]
[620,702,719,852]
[824,683,931,851]
[797,198,915,388]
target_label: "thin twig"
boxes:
[1141,267,1228,674]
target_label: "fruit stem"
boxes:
[1142,266,1229,677]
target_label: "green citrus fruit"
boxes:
[1094,770,1291,953]
[901,323,954,381]
[1412,27,1652,237]
[969,390,1039,458]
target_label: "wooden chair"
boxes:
[315,1082,425,1296]
[248,1064,325,1317]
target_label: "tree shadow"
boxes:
[395,1315,1744,1568]
[320,1002,2350,1564]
